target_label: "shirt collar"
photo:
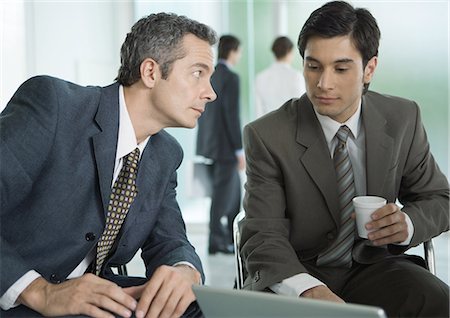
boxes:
[117,85,149,161]
[218,59,232,69]
[274,61,290,68]
[314,100,362,146]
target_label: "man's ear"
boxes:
[140,58,160,88]
[363,56,378,84]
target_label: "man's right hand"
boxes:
[18,274,137,318]
[300,285,345,303]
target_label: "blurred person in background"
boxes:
[254,36,305,118]
[196,35,245,255]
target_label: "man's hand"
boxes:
[301,286,345,303]
[365,203,409,246]
[124,265,201,318]
[18,274,137,318]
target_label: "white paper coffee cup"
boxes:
[352,196,387,238]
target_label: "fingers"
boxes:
[301,286,345,303]
[123,284,146,299]
[135,271,164,318]
[135,265,197,318]
[365,203,408,245]
[367,204,402,229]
[34,273,137,318]
[80,303,116,318]
[89,290,135,318]
[147,285,184,318]
[81,274,138,317]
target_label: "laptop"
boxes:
[193,285,387,318]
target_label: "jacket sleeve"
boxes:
[390,104,449,253]
[240,124,307,291]
[139,152,204,282]
[0,76,58,294]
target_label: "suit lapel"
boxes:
[362,95,394,195]
[296,100,341,226]
[92,83,120,214]
[354,97,393,263]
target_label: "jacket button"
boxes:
[85,232,96,241]
[50,274,61,284]
[327,232,335,240]
[253,271,260,282]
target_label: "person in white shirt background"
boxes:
[254,36,305,118]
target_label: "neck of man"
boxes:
[123,84,162,143]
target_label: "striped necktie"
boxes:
[317,125,356,268]
[95,147,140,275]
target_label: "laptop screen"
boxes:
[193,285,387,318]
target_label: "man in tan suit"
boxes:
[240,1,449,317]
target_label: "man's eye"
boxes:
[307,64,319,70]
[193,71,201,78]
[336,68,348,73]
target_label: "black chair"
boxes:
[114,264,128,276]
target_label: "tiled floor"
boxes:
[125,199,449,288]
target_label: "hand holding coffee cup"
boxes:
[352,196,387,238]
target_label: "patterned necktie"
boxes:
[95,147,140,275]
[317,125,356,268]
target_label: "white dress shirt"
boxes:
[254,62,305,118]
[1,86,148,310]
[270,101,414,297]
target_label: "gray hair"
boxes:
[116,13,217,85]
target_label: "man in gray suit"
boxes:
[1,13,216,318]
[240,1,449,317]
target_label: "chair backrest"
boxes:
[424,239,436,275]
[232,211,437,290]
[233,210,246,289]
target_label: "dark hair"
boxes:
[297,1,380,93]
[116,13,217,86]
[271,36,294,59]
[218,35,240,60]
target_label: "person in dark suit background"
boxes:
[1,13,217,318]
[196,35,245,255]
[240,1,449,317]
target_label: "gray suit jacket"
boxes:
[241,92,449,291]
[0,76,203,295]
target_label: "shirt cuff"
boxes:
[173,261,202,284]
[235,149,244,157]
[395,212,414,246]
[270,273,325,297]
[0,270,41,310]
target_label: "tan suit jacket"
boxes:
[241,91,449,291]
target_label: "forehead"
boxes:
[304,35,362,62]
[177,34,214,66]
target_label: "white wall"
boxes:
[1,0,134,109]
[1,1,27,108]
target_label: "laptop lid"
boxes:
[193,285,387,318]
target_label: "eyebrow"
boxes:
[305,56,355,64]
[191,62,212,71]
